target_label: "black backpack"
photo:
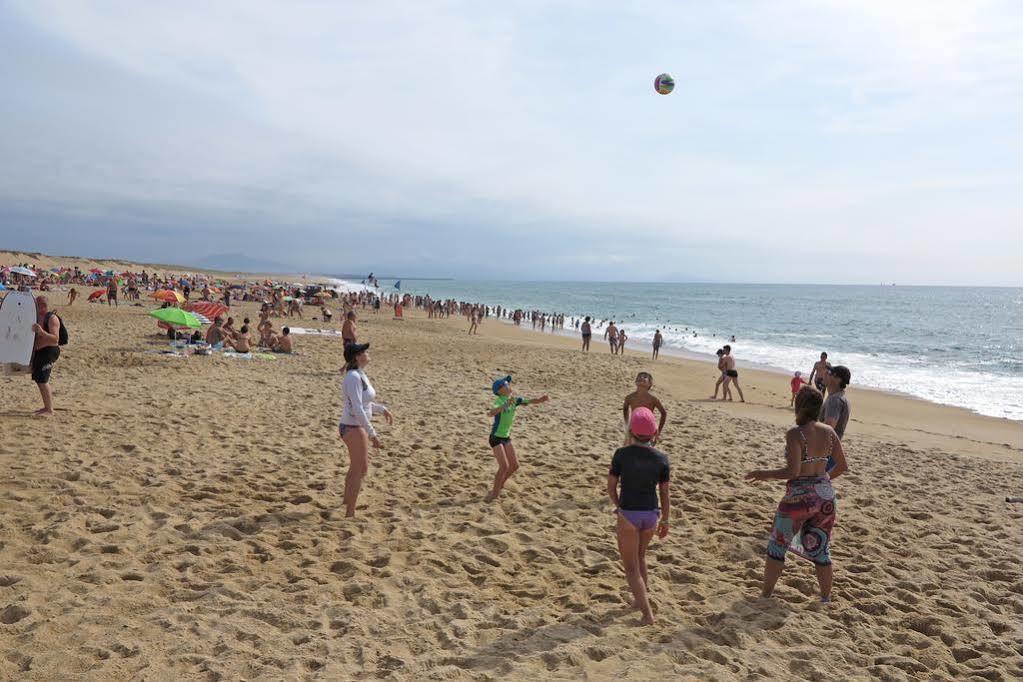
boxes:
[45,312,69,346]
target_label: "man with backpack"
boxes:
[30,296,64,417]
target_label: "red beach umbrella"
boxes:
[87,290,106,301]
[185,301,229,320]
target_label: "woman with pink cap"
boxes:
[607,407,671,625]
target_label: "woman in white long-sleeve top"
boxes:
[339,342,393,517]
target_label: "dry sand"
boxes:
[2,284,1023,679]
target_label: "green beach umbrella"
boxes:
[149,307,202,328]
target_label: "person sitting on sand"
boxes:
[607,407,670,625]
[622,372,668,445]
[226,325,251,353]
[205,317,229,346]
[274,327,293,353]
[790,371,807,406]
[485,376,549,502]
[339,343,393,517]
[259,322,278,349]
[223,317,236,339]
[745,386,848,602]
[321,306,333,323]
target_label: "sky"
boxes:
[1,1,1021,284]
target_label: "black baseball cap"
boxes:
[829,365,851,387]
[343,342,370,362]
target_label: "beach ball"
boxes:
[654,73,674,95]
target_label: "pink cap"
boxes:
[629,407,658,438]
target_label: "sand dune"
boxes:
[2,301,1022,679]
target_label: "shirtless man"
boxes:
[259,322,278,348]
[106,279,118,307]
[227,325,251,353]
[581,316,592,352]
[274,327,293,353]
[622,372,668,443]
[342,311,357,348]
[652,329,663,360]
[721,345,745,402]
[604,321,619,355]
[809,352,831,397]
[205,317,230,346]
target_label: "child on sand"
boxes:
[622,372,668,444]
[745,386,848,602]
[789,371,806,406]
[485,376,549,502]
[607,407,670,625]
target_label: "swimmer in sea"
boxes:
[485,376,550,502]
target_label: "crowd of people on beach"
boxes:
[7,261,858,626]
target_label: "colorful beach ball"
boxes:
[654,73,675,95]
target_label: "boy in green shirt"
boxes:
[485,375,549,501]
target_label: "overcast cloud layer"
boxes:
[2,1,1021,283]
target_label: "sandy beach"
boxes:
[2,262,1023,680]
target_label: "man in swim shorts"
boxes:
[809,352,830,397]
[721,345,745,402]
[604,321,619,355]
[652,329,662,360]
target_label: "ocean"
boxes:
[334,279,1023,422]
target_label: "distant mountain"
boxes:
[193,253,295,274]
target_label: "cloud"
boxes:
[1,1,1022,283]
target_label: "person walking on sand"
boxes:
[710,348,727,399]
[809,352,830,397]
[721,345,745,402]
[607,407,670,625]
[485,376,549,502]
[581,316,592,352]
[106,278,118,307]
[605,321,619,355]
[652,329,663,360]
[30,296,62,417]
[622,372,668,445]
[745,386,847,602]
[67,287,78,306]
[339,343,393,517]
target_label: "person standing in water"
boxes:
[581,316,592,352]
[485,376,549,502]
[745,386,847,602]
[607,407,671,625]
[339,343,393,517]
[652,329,663,360]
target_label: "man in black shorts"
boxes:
[30,296,61,417]
[809,352,830,397]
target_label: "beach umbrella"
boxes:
[185,301,229,320]
[10,266,35,277]
[191,312,211,325]
[151,289,184,303]
[89,268,103,274]
[88,290,106,301]
[149,308,201,328]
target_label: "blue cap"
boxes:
[492,375,512,395]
